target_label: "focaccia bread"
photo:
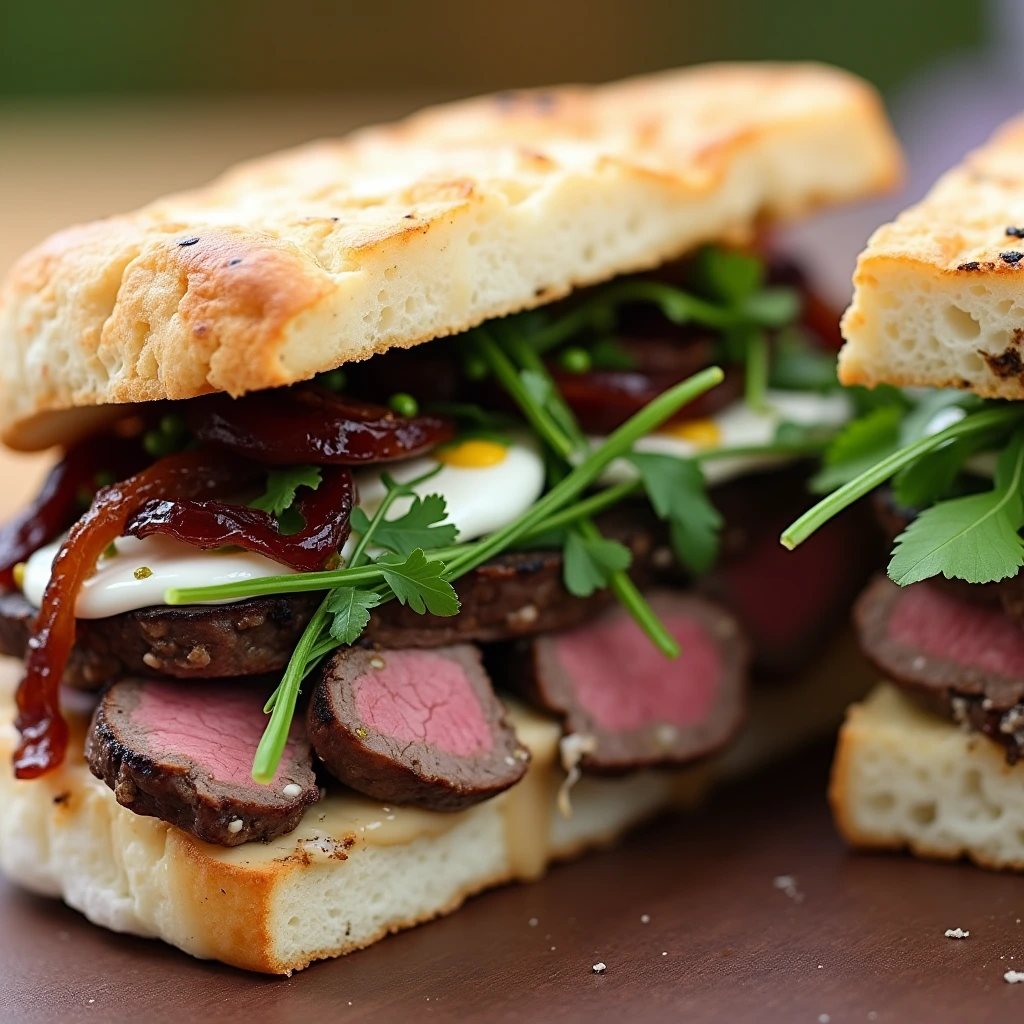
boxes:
[830,683,1024,871]
[840,116,1024,398]
[0,63,899,450]
[0,634,870,974]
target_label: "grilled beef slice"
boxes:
[855,574,1024,763]
[86,678,319,845]
[499,589,748,773]
[0,590,320,689]
[0,519,661,688]
[700,471,878,675]
[308,643,529,811]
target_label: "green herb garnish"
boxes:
[251,466,322,519]
[781,402,1024,587]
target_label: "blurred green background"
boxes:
[0,0,981,97]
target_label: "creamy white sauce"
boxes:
[346,437,545,555]
[22,534,294,619]
[600,390,852,488]
[21,393,849,619]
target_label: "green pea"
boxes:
[143,430,174,458]
[463,354,489,381]
[389,392,419,417]
[558,347,592,374]
[160,413,187,439]
[318,368,347,392]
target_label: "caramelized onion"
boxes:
[14,451,258,779]
[0,437,146,590]
[188,388,456,465]
[126,466,354,572]
[553,338,743,435]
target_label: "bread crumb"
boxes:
[773,875,804,903]
[819,1015,830,1023]
[592,962,606,974]
[1005,970,1024,984]
[641,914,650,924]
[528,917,538,927]
[945,928,969,939]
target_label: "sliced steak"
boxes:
[498,589,748,773]
[698,492,876,676]
[86,678,318,846]
[0,516,663,687]
[366,510,662,647]
[308,643,529,811]
[0,590,320,689]
[855,574,1024,763]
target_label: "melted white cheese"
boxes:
[22,534,294,620]
[600,389,852,487]
[20,392,849,619]
[349,436,546,550]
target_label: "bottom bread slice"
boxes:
[831,682,1024,871]
[0,634,869,975]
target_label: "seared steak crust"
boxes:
[86,678,319,846]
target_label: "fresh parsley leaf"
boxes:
[326,587,382,645]
[846,383,910,417]
[351,494,459,558]
[810,405,904,494]
[377,548,460,616]
[739,287,801,328]
[888,430,1024,586]
[563,532,633,597]
[628,452,722,575]
[891,434,991,509]
[769,328,839,392]
[251,466,322,518]
[690,246,763,304]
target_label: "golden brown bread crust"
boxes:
[840,116,1024,397]
[0,632,871,974]
[0,63,900,449]
[830,683,1024,872]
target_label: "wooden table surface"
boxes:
[3,745,1024,1024]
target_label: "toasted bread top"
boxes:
[0,63,899,449]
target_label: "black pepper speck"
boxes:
[177,236,200,247]
[1001,251,1024,265]
[227,257,243,266]
[1007,227,1024,238]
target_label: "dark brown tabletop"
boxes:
[2,744,1024,1024]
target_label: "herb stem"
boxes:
[781,405,1024,550]
[576,518,680,657]
[744,329,769,412]
[471,329,575,456]
[445,366,725,579]
[252,594,330,783]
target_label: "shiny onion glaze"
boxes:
[188,388,456,465]
[126,465,354,572]
[0,437,146,590]
[13,451,259,779]
[552,337,743,435]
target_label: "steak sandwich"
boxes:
[0,64,899,973]
[782,116,1024,872]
